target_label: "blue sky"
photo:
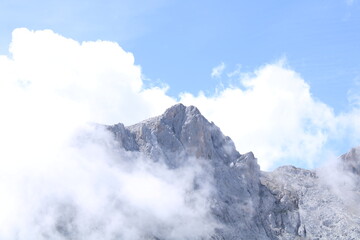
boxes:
[1,0,359,111]
[1,0,360,169]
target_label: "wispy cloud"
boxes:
[227,64,242,78]
[346,0,355,6]
[211,62,226,78]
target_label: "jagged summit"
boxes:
[163,103,200,117]
[126,103,200,129]
[109,104,243,167]
[127,103,204,134]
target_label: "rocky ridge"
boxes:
[107,104,360,240]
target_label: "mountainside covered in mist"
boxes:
[106,104,360,240]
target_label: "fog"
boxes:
[317,153,360,213]
[0,108,217,239]
[0,45,216,239]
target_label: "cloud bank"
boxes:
[1,28,360,171]
[0,28,175,126]
[0,28,215,239]
[182,62,339,169]
[0,123,216,239]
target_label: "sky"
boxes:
[1,0,360,170]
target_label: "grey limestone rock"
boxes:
[341,146,360,175]
[107,104,360,240]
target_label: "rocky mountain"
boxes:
[107,104,360,240]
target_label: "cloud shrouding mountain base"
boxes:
[0,28,218,239]
[0,94,216,239]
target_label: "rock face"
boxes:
[107,104,360,240]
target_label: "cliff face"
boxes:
[108,104,266,239]
[107,104,360,240]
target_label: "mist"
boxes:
[317,153,360,213]
[0,98,217,239]
[0,35,217,239]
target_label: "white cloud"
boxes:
[0,29,360,172]
[211,62,226,78]
[0,123,217,239]
[2,27,360,174]
[0,29,215,239]
[3,27,360,171]
[1,28,175,126]
[181,61,360,170]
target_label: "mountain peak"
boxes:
[110,104,242,166]
[341,146,360,175]
[106,104,360,239]
[163,103,201,119]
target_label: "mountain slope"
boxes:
[107,104,360,240]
